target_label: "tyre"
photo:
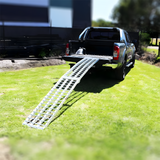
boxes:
[115,61,126,81]
[130,54,135,68]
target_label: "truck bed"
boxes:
[63,54,113,65]
[69,40,114,56]
[63,39,115,65]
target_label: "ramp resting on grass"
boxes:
[23,57,99,129]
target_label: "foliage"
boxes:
[0,53,6,58]
[0,62,160,160]
[38,45,64,58]
[92,19,116,27]
[140,33,151,46]
[156,56,160,61]
[38,48,47,58]
[112,0,160,32]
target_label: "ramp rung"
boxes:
[23,57,99,129]
[62,76,79,81]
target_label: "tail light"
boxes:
[65,43,69,56]
[113,45,120,60]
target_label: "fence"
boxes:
[0,26,139,58]
[0,26,83,57]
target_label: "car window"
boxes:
[86,30,120,41]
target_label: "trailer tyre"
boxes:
[115,61,126,81]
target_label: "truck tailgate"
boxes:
[63,54,113,65]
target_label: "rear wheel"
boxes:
[130,55,135,68]
[115,61,126,81]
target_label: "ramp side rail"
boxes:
[23,57,99,129]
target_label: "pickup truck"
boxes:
[63,27,136,80]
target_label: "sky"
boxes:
[92,0,120,22]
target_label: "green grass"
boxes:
[142,47,159,55]
[151,38,160,46]
[0,62,160,160]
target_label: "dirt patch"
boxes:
[0,53,159,72]
[155,62,160,67]
[139,52,157,63]
[0,57,66,72]
[0,137,13,160]
[136,51,160,67]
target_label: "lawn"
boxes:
[142,47,159,55]
[146,48,159,55]
[0,61,160,160]
[151,38,160,46]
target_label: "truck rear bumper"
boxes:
[62,55,118,69]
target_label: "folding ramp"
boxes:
[23,57,99,129]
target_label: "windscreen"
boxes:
[86,29,120,41]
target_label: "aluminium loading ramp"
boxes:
[23,57,99,130]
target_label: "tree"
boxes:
[139,32,151,46]
[92,19,116,27]
[112,0,160,35]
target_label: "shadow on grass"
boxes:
[75,67,118,93]
[75,66,131,93]
[51,91,88,122]
[50,67,131,123]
